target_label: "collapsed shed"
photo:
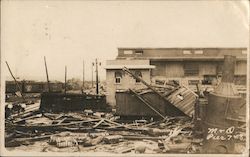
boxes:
[115,67,198,118]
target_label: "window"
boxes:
[114,71,122,84]
[242,50,247,54]
[135,50,143,55]
[234,75,246,85]
[183,50,192,55]
[194,50,203,54]
[124,50,133,55]
[202,75,216,85]
[184,63,199,76]
[134,70,142,83]
[188,80,200,85]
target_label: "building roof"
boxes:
[117,47,247,50]
[105,65,155,70]
[105,59,155,69]
[116,47,247,61]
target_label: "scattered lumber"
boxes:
[4,110,227,154]
[103,135,124,144]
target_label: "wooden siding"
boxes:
[199,62,217,75]
[165,62,184,77]
[235,61,247,75]
[150,62,166,76]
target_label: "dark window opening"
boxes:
[135,50,143,55]
[202,75,217,85]
[184,63,199,76]
[114,71,122,84]
[234,75,246,85]
[188,80,200,85]
[134,70,142,83]
[115,77,121,84]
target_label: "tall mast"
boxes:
[5,61,25,101]
[92,62,94,88]
[82,60,85,89]
[64,66,67,94]
[95,58,99,95]
[44,56,51,92]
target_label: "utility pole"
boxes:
[82,60,85,89]
[5,61,25,101]
[95,59,99,95]
[64,66,67,95]
[95,59,101,95]
[44,56,51,92]
[92,62,94,88]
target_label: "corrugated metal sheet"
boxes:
[130,85,198,117]
[165,86,198,117]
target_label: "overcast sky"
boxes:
[2,0,249,82]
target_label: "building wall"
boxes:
[150,60,247,88]
[106,69,151,107]
[235,61,247,75]
[107,59,150,65]
[165,62,184,77]
[151,62,166,76]
[117,48,247,60]
[199,62,217,75]
[151,61,246,76]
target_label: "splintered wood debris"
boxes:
[5,109,208,154]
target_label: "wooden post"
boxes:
[64,66,67,94]
[44,56,51,92]
[5,61,25,101]
[92,62,94,88]
[82,60,85,89]
[95,58,99,95]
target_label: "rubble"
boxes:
[5,107,210,154]
[4,75,246,154]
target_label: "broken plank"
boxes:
[123,135,166,141]
[57,117,68,125]
[13,113,43,123]
[93,119,105,128]
[13,119,101,128]
[10,134,52,142]
[120,147,134,153]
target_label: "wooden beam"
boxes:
[5,61,25,101]
[129,88,165,119]
[123,67,184,115]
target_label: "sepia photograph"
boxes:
[0,0,249,156]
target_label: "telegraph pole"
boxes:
[5,61,25,101]
[91,62,94,88]
[95,58,99,95]
[82,60,85,89]
[44,56,51,92]
[64,66,67,94]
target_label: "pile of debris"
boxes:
[5,110,203,154]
